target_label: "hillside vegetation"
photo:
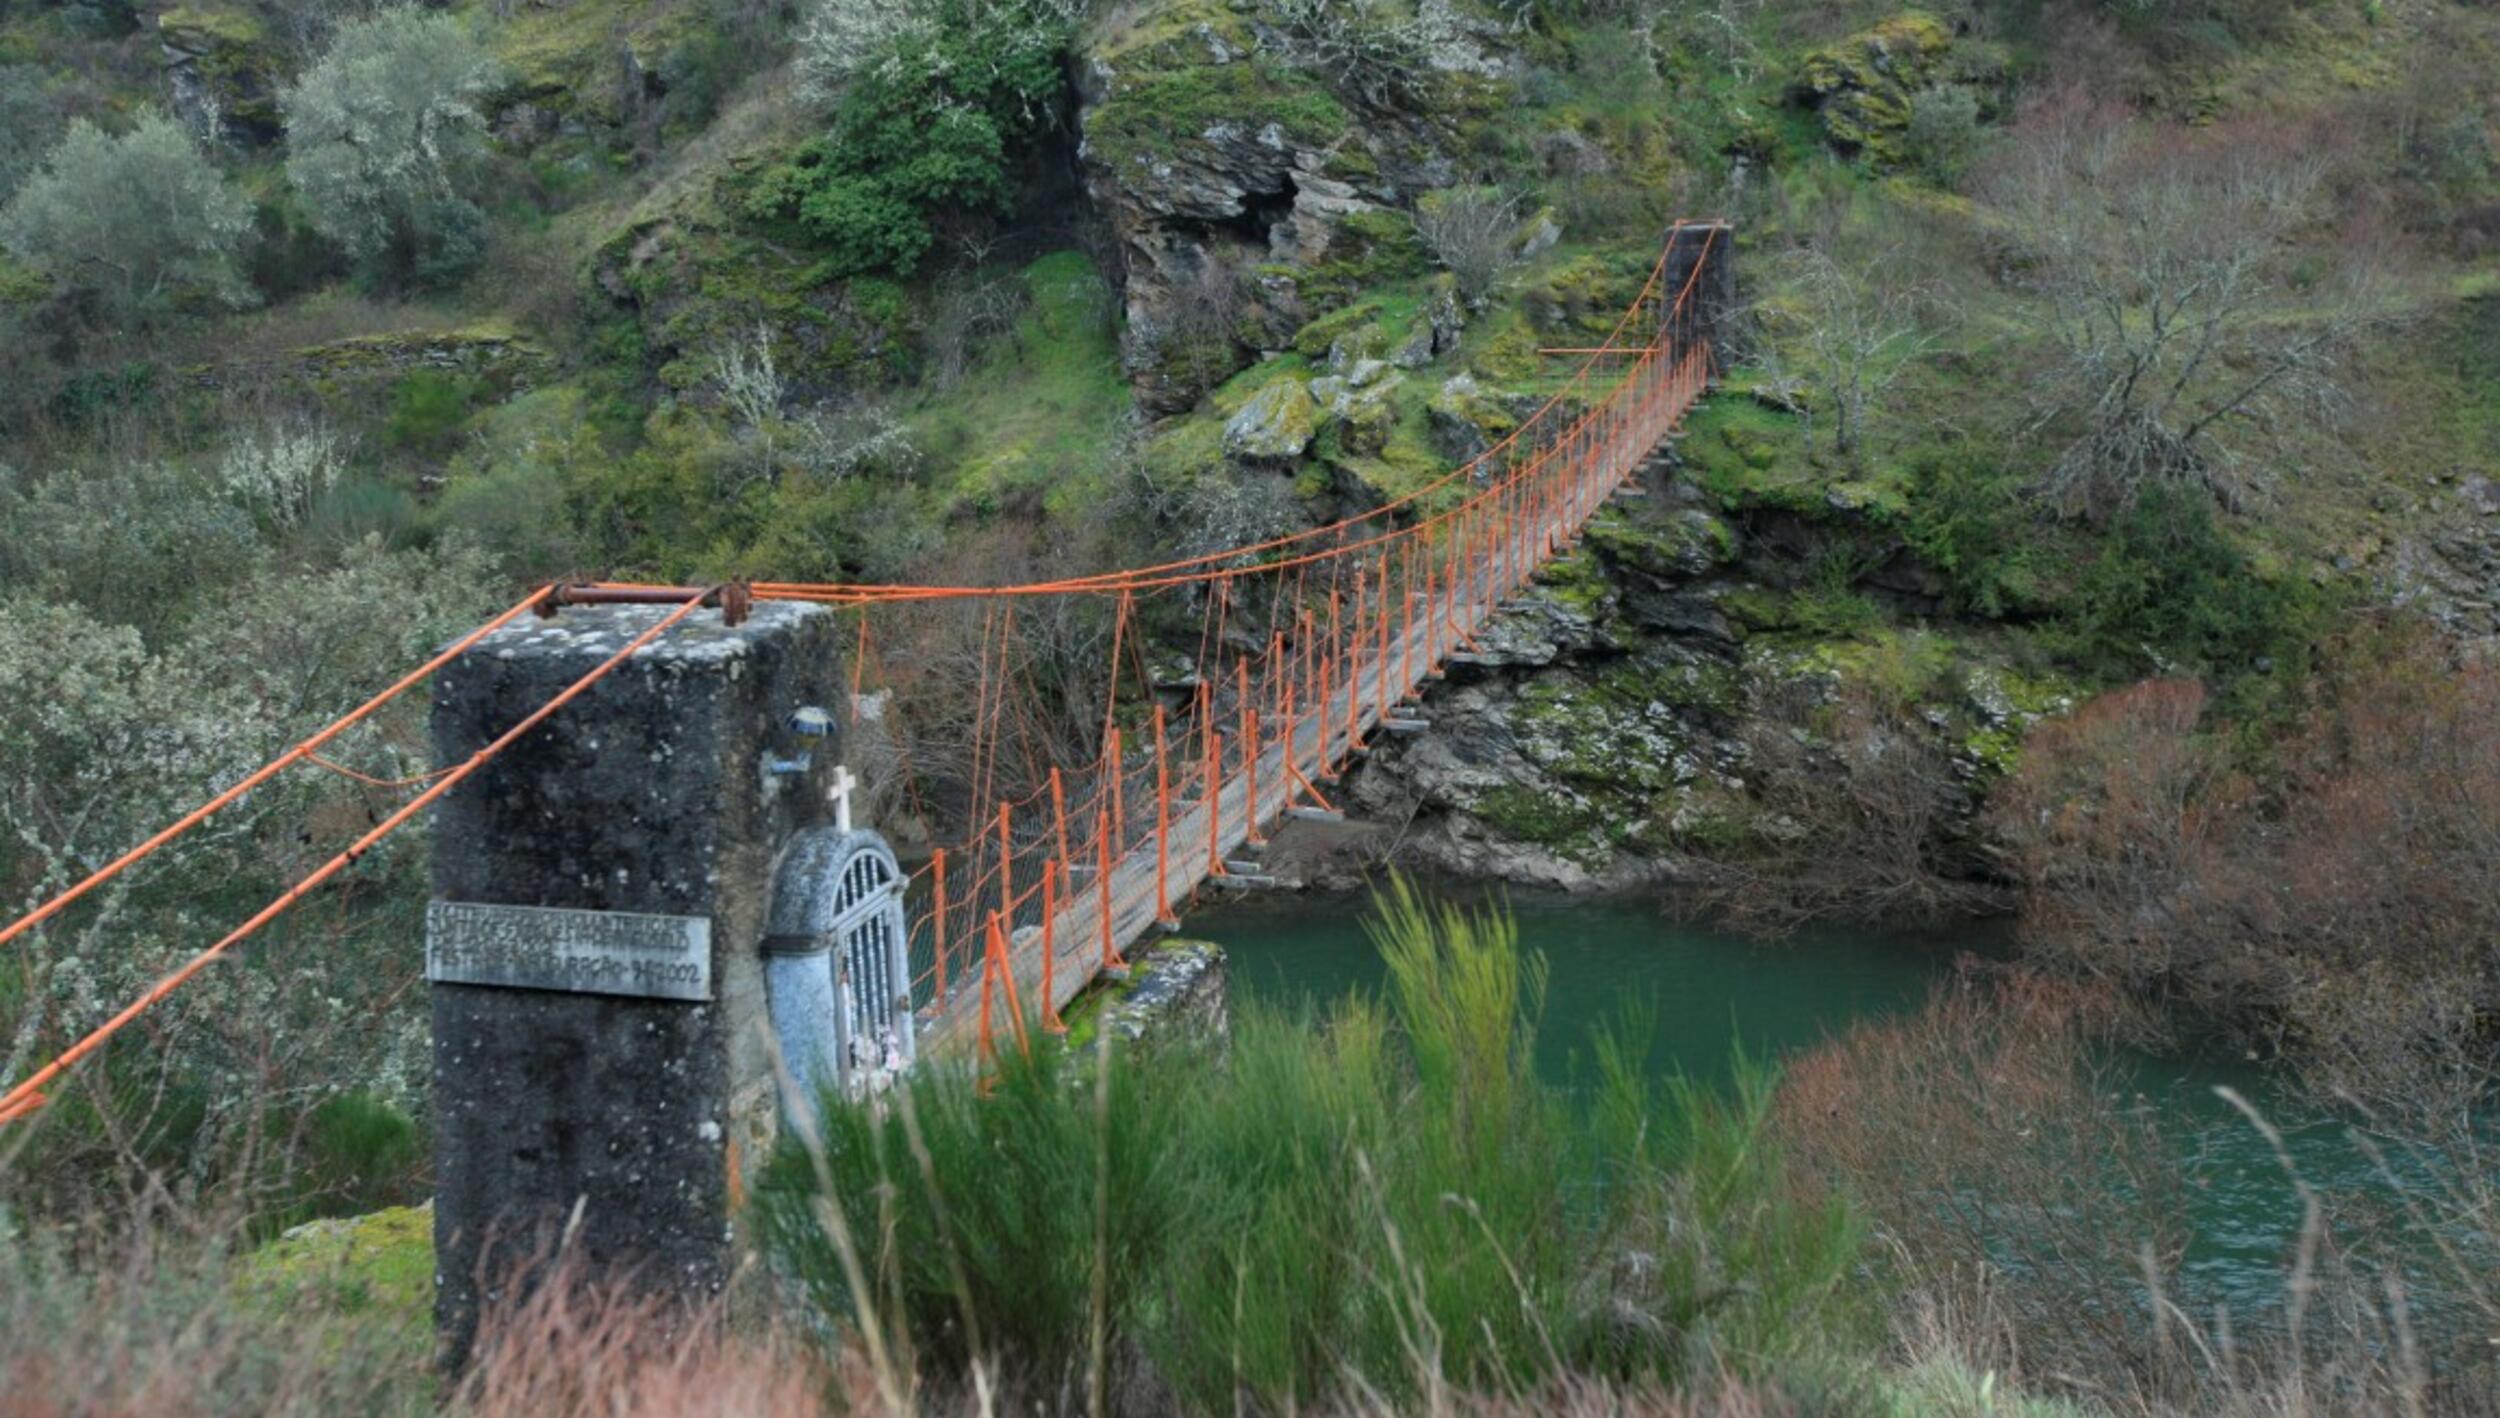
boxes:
[3,0,2499,1409]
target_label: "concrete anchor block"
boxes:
[426,602,841,1372]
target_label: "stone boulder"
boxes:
[1793,12,1952,164]
[1224,378,1319,461]
[1427,372,1521,463]
[1311,358,1403,457]
[160,3,287,146]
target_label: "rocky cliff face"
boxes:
[1071,0,1481,414]
[1285,446,2069,894]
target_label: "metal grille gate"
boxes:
[764,825,916,1107]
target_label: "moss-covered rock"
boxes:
[1793,12,1953,165]
[243,1202,433,1323]
[1224,376,1318,460]
[1426,371,1520,462]
[1586,506,1742,579]
[183,323,552,401]
[480,0,706,135]
[159,3,285,145]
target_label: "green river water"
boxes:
[1184,889,2428,1320]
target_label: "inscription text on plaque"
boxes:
[427,901,713,1001]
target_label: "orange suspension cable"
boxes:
[0,588,709,1125]
[932,847,950,1006]
[0,584,551,954]
[1204,730,1223,877]
[1049,767,1071,872]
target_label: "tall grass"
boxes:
[756,879,1866,1414]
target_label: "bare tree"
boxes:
[926,277,1028,389]
[1982,88,2404,521]
[1692,674,2003,935]
[1259,0,1463,108]
[1413,184,1526,310]
[1756,240,1948,464]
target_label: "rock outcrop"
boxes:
[160,3,286,146]
[1073,0,1479,414]
[1225,377,1320,460]
[1792,11,2001,166]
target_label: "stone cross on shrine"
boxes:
[826,764,857,832]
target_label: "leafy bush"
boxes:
[0,537,498,1214]
[0,459,263,634]
[45,360,162,428]
[749,0,1070,278]
[382,370,484,456]
[1904,84,1984,187]
[0,112,252,322]
[0,66,63,208]
[2049,482,2324,691]
[758,882,1865,1410]
[1906,459,2321,693]
[282,6,503,289]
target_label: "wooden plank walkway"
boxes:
[918,341,1714,1058]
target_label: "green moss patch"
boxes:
[242,1203,434,1324]
[909,251,1130,518]
[1793,13,1954,165]
[1084,54,1348,176]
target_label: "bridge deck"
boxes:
[917,342,1712,1059]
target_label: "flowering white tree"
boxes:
[282,7,502,282]
[792,0,941,102]
[0,111,251,322]
[218,419,352,528]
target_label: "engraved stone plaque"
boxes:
[426,901,713,1001]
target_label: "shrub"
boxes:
[1688,672,2003,936]
[758,882,1865,1410]
[0,459,263,634]
[0,112,253,323]
[1998,629,2500,1125]
[382,370,484,456]
[1778,967,2500,1410]
[2049,481,2324,690]
[751,0,1069,278]
[1775,971,2185,1388]
[1903,84,1983,187]
[0,66,63,207]
[282,6,503,289]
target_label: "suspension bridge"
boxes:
[0,221,1728,1122]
